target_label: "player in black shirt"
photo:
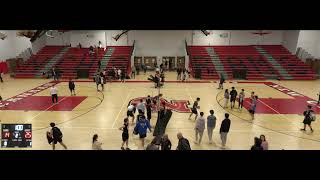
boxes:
[68,78,76,96]
[49,123,67,150]
[229,87,238,109]
[188,97,200,121]
[119,118,130,150]
[146,95,152,121]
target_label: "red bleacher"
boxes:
[187,46,219,79]
[14,45,133,79]
[15,46,65,78]
[55,48,105,79]
[258,45,316,80]
[102,46,133,77]
[188,45,316,80]
[213,46,279,80]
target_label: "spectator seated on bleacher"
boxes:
[89,46,94,55]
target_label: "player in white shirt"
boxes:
[50,85,58,104]
[127,104,135,124]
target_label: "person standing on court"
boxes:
[136,99,146,114]
[300,105,315,132]
[260,135,268,150]
[218,73,225,89]
[50,85,58,104]
[134,115,152,149]
[127,104,135,124]
[49,123,67,150]
[194,112,205,144]
[95,73,102,91]
[249,96,258,120]
[230,87,238,109]
[160,134,172,150]
[52,68,58,81]
[250,91,255,103]
[177,68,181,80]
[131,66,136,79]
[146,95,152,121]
[92,134,103,150]
[176,132,191,150]
[223,89,229,108]
[238,89,245,111]
[189,97,200,121]
[120,70,125,83]
[250,137,263,150]
[100,73,104,91]
[68,78,76,96]
[119,118,130,150]
[207,110,217,144]
[143,64,147,74]
[219,113,231,148]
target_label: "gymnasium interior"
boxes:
[0,30,319,150]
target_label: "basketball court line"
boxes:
[215,87,320,143]
[29,84,105,131]
[24,96,69,123]
[184,83,194,102]
[111,88,134,128]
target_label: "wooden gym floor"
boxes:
[0,72,319,150]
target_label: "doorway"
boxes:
[134,56,143,68]
[162,56,176,71]
[144,56,157,70]
[177,56,185,69]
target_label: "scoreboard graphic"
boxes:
[1,124,32,148]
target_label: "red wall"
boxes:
[0,61,9,74]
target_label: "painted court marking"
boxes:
[111,89,134,128]
[24,96,69,123]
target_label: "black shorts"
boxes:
[303,118,312,125]
[122,133,129,141]
[191,108,198,114]
[249,109,255,114]
[127,110,134,117]
[69,87,75,91]
[139,133,146,139]
[230,98,236,102]
[53,137,63,144]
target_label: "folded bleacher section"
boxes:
[258,45,316,80]
[187,45,316,80]
[15,46,65,78]
[103,46,133,76]
[55,48,105,79]
[187,46,219,79]
[14,45,133,79]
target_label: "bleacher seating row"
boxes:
[15,46,65,78]
[259,45,316,80]
[103,46,133,77]
[55,48,105,79]
[14,46,133,79]
[187,45,316,80]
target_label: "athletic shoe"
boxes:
[300,129,306,131]
[126,147,130,150]
[121,147,125,150]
